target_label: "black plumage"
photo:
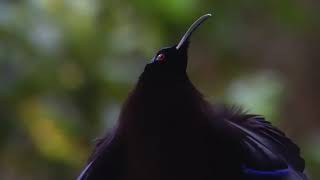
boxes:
[77,14,308,180]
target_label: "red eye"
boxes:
[156,53,165,61]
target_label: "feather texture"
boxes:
[77,80,308,180]
[226,115,307,180]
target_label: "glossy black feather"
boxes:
[78,72,307,180]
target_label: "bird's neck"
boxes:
[118,74,212,140]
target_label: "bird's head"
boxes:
[141,14,212,83]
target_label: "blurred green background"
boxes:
[0,0,319,179]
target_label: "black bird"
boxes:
[77,14,308,180]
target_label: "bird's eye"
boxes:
[156,53,165,61]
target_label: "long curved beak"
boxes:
[176,13,212,50]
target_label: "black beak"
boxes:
[176,14,212,50]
